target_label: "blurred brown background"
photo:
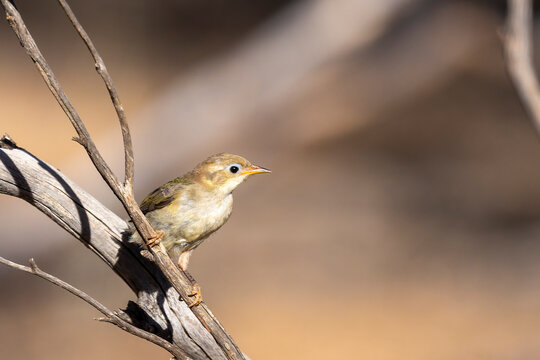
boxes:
[2,0,540,359]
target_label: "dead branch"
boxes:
[56,0,133,190]
[0,135,226,359]
[503,0,540,130]
[0,0,245,358]
[0,256,187,359]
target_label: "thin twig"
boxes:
[0,138,225,359]
[1,1,246,359]
[503,0,540,131]
[0,0,124,199]
[56,0,134,191]
[0,256,189,360]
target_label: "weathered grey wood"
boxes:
[0,136,227,360]
[0,2,246,357]
[0,256,189,359]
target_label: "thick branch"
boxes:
[1,2,246,359]
[503,0,540,130]
[0,256,187,359]
[0,136,227,360]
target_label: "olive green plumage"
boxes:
[131,153,270,270]
[138,176,195,214]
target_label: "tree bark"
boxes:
[0,0,247,357]
[0,135,227,360]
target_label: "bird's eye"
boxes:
[228,164,241,174]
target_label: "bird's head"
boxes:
[191,153,270,195]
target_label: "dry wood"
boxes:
[0,256,187,359]
[0,135,226,359]
[0,0,246,358]
[56,0,134,190]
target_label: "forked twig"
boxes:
[56,0,133,190]
[0,0,246,359]
[1,0,123,201]
[0,256,188,360]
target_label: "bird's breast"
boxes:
[173,193,233,242]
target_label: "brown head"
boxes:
[188,153,270,195]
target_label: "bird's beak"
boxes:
[241,165,271,176]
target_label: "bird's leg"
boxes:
[178,250,191,270]
[146,230,164,247]
[178,251,203,307]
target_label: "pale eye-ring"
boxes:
[227,164,241,174]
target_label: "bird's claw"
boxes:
[146,230,164,247]
[188,283,202,308]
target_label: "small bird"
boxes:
[131,152,270,273]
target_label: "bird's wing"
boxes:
[139,176,194,214]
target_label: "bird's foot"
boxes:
[187,283,203,308]
[146,230,164,247]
